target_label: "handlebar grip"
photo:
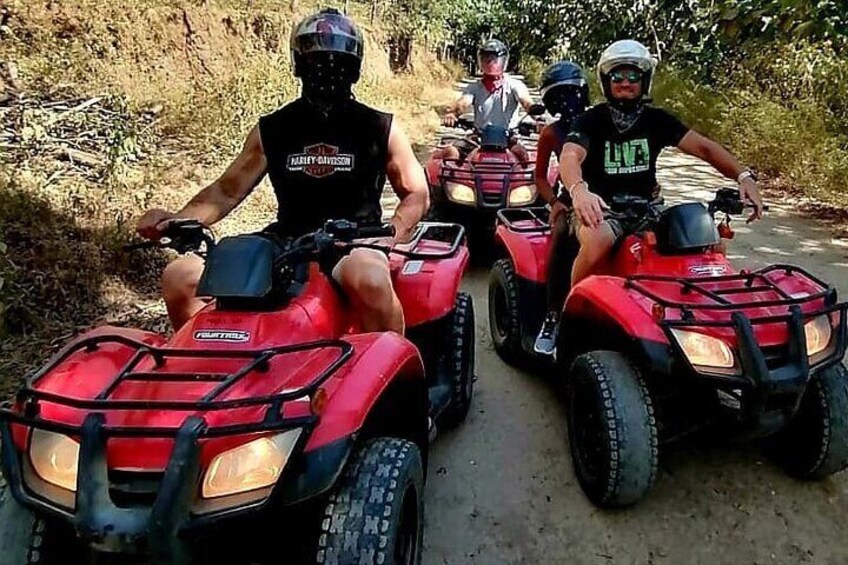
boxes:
[358,224,396,238]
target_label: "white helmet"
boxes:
[597,40,656,107]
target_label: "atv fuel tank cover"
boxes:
[656,202,720,254]
[197,235,276,298]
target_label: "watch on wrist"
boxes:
[737,169,757,183]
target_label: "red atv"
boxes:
[0,219,475,564]
[489,189,848,507]
[424,110,554,252]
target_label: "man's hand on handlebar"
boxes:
[137,208,180,240]
[442,112,458,127]
[739,177,764,222]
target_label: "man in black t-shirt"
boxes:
[534,39,764,355]
[136,10,428,334]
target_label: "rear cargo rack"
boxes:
[1,335,352,438]
[625,264,836,313]
[496,206,550,232]
[394,221,466,259]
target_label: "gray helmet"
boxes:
[290,8,364,80]
[477,38,509,75]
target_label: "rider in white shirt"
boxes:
[441,39,541,165]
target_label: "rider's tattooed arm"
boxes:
[386,121,429,242]
[678,130,764,218]
[178,126,268,225]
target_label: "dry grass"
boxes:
[0,0,460,390]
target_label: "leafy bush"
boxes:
[519,55,545,88]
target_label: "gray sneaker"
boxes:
[534,312,559,356]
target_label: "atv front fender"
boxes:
[280,333,428,504]
[561,277,673,374]
[307,333,427,448]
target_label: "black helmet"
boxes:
[477,38,509,76]
[290,8,364,82]
[540,61,590,119]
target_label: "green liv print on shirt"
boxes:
[604,139,650,175]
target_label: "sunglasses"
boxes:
[610,69,643,84]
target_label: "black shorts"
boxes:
[258,223,346,274]
[568,214,634,244]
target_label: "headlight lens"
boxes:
[508,185,536,206]
[202,429,301,499]
[805,315,832,357]
[29,429,80,492]
[445,182,475,204]
[670,329,735,369]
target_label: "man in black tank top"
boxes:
[136,9,428,334]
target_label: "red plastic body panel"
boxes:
[494,219,837,350]
[494,223,551,283]
[304,333,425,450]
[390,240,469,327]
[13,245,459,471]
[565,234,834,347]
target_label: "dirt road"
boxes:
[415,149,848,565]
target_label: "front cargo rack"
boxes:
[625,264,837,314]
[0,334,353,438]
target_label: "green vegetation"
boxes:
[0,0,459,383]
[395,0,847,200]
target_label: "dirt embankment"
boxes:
[0,0,457,387]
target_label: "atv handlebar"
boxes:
[320,219,395,243]
[124,219,215,255]
[452,116,476,131]
[604,195,662,222]
[708,187,769,216]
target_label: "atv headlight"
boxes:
[805,315,833,357]
[446,182,476,204]
[29,429,80,492]
[202,430,301,499]
[670,329,735,370]
[508,185,536,206]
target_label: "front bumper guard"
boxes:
[662,303,848,432]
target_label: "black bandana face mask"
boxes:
[300,52,357,110]
[609,104,644,133]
